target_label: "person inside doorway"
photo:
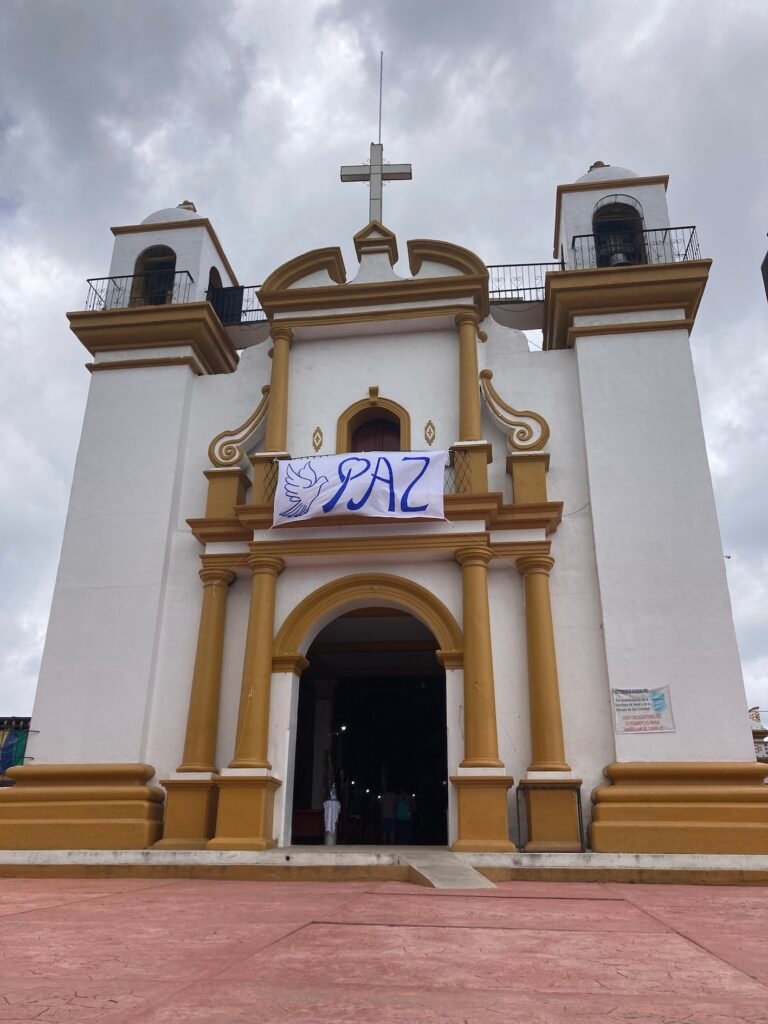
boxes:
[395,789,415,844]
[380,789,397,844]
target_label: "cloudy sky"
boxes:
[1,0,766,717]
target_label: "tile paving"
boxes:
[0,877,766,1022]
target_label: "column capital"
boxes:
[454,310,479,330]
[199,567,237,588]
[456,545,493,569]
[246,553,285,576]
[516,554,555,577]
[270,324,294,346]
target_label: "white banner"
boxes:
[611,687,676,734]
[273,451,447,526]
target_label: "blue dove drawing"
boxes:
[279,460,329,519]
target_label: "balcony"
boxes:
[84,272,267,326]
[571,225,701,271]
[488,262,563,304]
[85,270,194,311]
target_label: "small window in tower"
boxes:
[351,413,400,452]
[592,195,646,268]
[131,245,177,306]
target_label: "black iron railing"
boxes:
[208,285,267,325]
[571,225,701,270]
[488,262,563,304]
[85,270,194,312]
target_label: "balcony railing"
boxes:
[85,270,194,312]
[488,262,563,304]
[571,225,701,271]
[208,285,267,325]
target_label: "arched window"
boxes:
[350,412,401,452]
[336,393,410,453]
[592,195,646,268]
[131,245,177,306]
[206,266,222,297]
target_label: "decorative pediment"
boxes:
[260,247,347,293]
[353,221,399,265]
[408,239,488,280]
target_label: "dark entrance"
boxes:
[291,609,448,845]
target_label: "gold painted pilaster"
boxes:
[516,554,581,851]
[265,324,292,453]
[516,555,569,772]
[178,567,236,773]
[229,555,285,769]
[456,312,482,443]
[456,546,503,768]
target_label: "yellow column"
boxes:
[455,312,482,442]
[456,546,503,768]
[516,554,581,852]
[158,565,235,848]
[178,567,236,772]
[229,554,285,769]
[451,545,515,852]
[516,555,569,772]
[454,312,489,493]
[264,325,292,453]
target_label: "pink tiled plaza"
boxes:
[1,877,767,1023]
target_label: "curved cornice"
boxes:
[407,239,488,280]
[260,247,347,293]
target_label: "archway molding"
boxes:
[336,394,411,452]
[273,572,462,669]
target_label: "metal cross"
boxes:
[340,142,412,224]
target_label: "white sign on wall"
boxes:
[272,451,447,526]
[611,687,676,734]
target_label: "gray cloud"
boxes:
[1,0,766,714]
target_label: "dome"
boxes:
[576,161,639,184]
[141,201,202,225]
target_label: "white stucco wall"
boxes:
[27,364,196,765]
[575,327,753,762]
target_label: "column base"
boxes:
[520,778,583,852]
[155,777,219,849]
[0,764,163,850]
[450,774,516,852]
[590,762,768,854]
[207,774,281,850]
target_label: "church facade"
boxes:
[3,159,767,855]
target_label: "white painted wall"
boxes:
[575,327,754,762]
[27,364,196,766]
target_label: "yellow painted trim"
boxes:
[272,304,477,332]
[261,247,347,292]
[336,393,412,452]
[208,387,270,467]
[566,317,694,347]
[591,761,768,854]
[552,175,669,257]
[250,531,489,561]
[259,276,488,318]
[0,764,163,850]
[67,302,239,375]
[273,572,463,658]
[188,518,252,544]
[86,355,202,374]
[272,654,310,674]
[543,261,711,351]
[111,218,239,286]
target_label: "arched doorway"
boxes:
[131,245,177,305]
[592,194,647,267]
[290,608,448,846]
